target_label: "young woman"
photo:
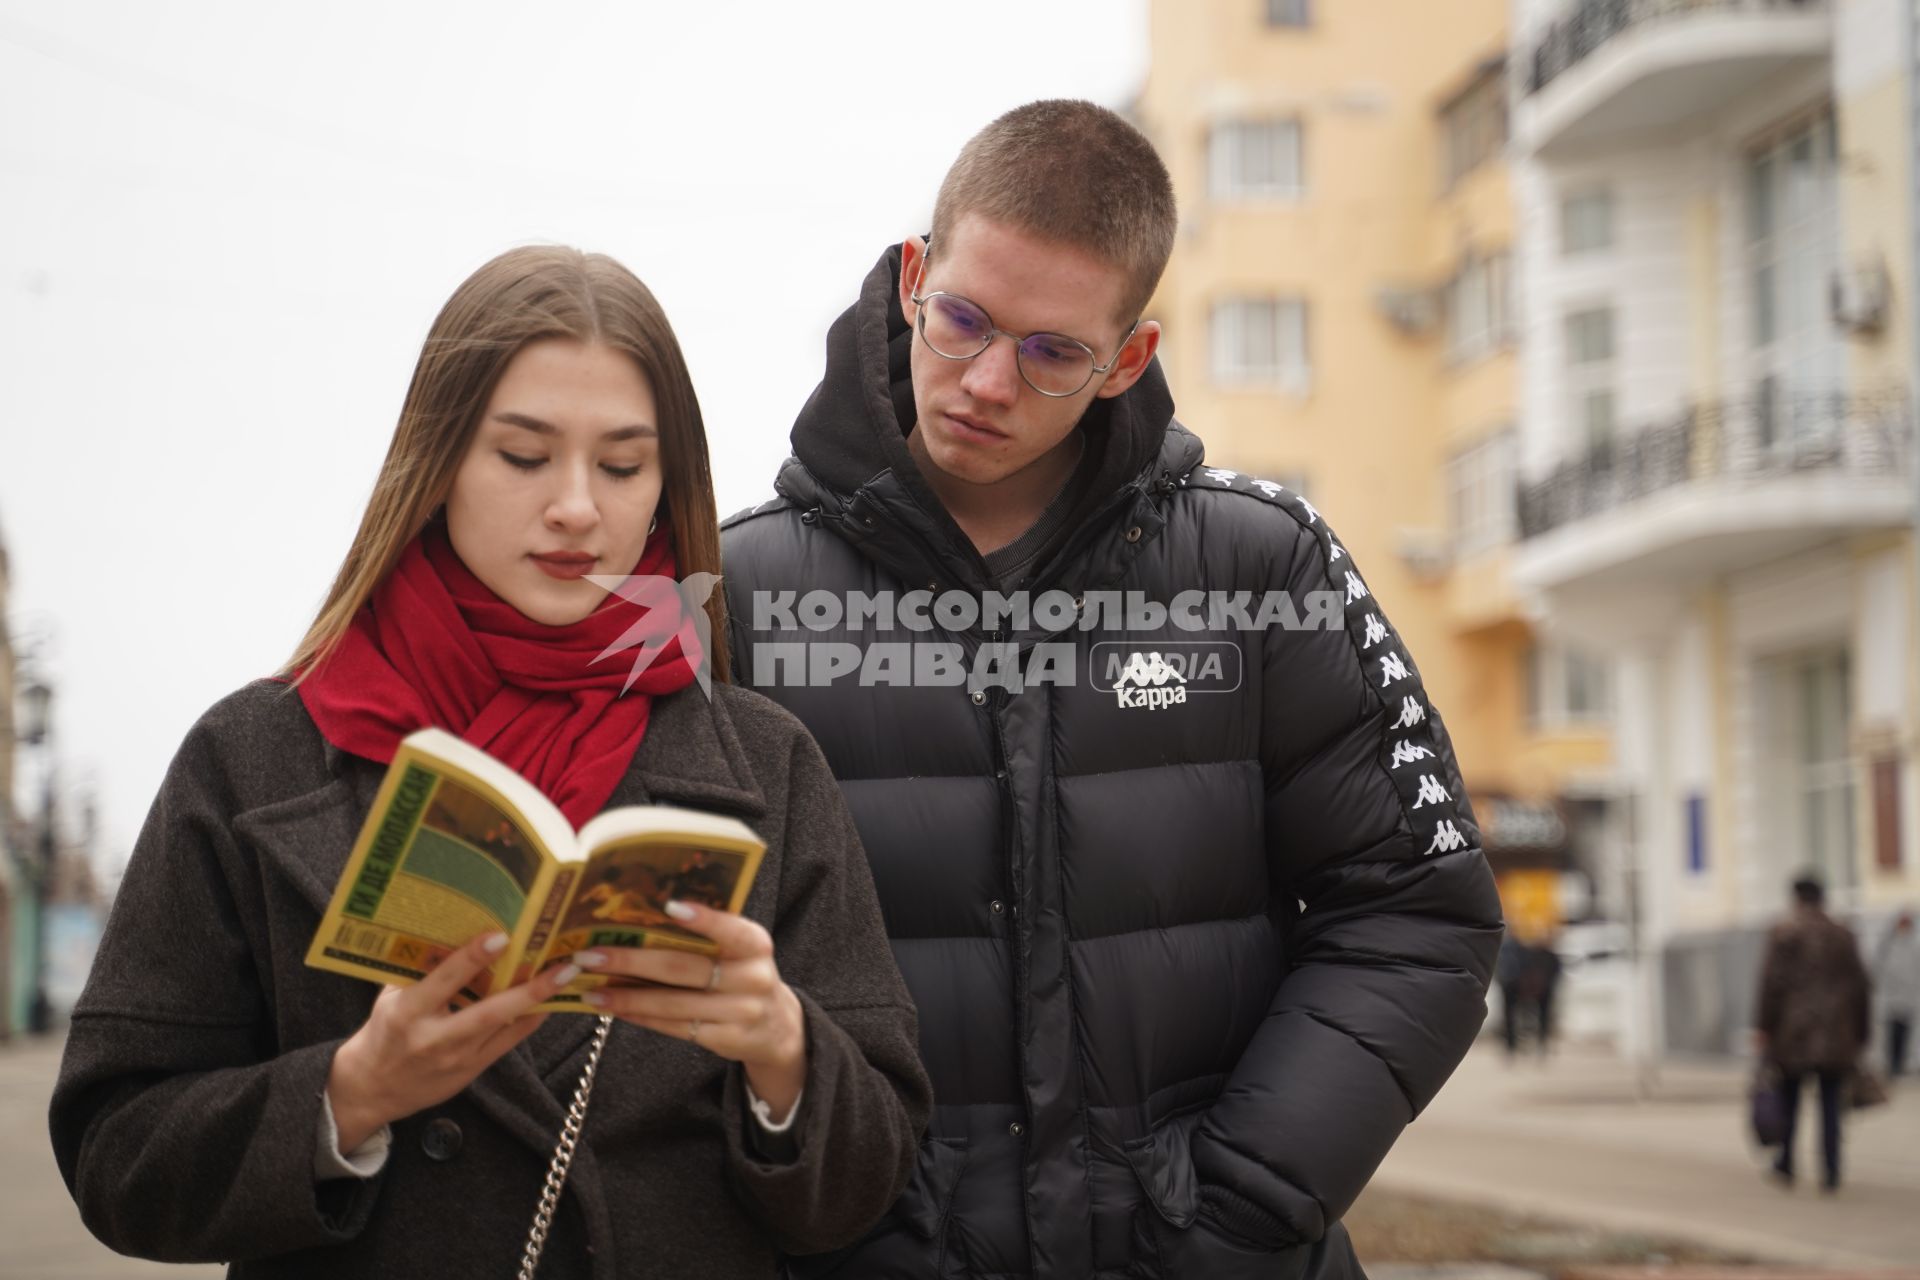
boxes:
[50,246,931,1278]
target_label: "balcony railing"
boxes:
[1517,387,1911,540]
[1525,0,1826,96]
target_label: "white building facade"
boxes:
[1510,0,1920,1055]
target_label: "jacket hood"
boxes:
[778,242,1188,576]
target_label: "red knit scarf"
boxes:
[296,524,701,826]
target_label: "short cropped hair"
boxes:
[930,100,1177,324]
[1791,875,1825,907]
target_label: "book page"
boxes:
[531,836,760,1012]
[547,834,763,962]
[309,755,557,1004]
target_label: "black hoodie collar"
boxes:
[777,242,1188,591]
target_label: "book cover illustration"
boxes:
[305,729,764,1010]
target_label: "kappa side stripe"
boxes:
[1177,465,1477,860]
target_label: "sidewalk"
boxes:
[8,1028,1918,1273]
[1371,1042,1920,1270]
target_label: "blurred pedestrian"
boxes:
[1497,929,1527,1057]
[1876,909,1918,1077]
[1753,874,1872,1192]
[1527,932,1564,1058]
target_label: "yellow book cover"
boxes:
[304,727,766,1012]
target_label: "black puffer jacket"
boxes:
[721,245,1503,1280]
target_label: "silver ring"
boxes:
[707,959,723,992]
[689,1018,702,1041]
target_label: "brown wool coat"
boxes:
[1756,907,1873,1073]
[50,679,932,1278]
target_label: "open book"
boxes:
[304,727,765,1012]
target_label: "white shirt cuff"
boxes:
[315,1091,392,1180]
[746,1082,803,1134]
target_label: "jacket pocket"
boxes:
[1121,1117,1200,1279]
[898,1135,970,1241]
[784,1136,970,1279]
[1122,1121,1199,1230]
[1122,1117,1329,1280]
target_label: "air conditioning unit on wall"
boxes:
[1396,527,1453,581]
[1830,259,1890,336]
[1374,285,1439,337]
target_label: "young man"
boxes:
[722,101,1503,1278]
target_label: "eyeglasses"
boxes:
[910,258,1138,399]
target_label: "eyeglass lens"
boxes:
[921,294,1094,396]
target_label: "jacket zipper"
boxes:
[984,638,1030,1144]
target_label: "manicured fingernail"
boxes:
[555,964,582,986]
[665,900,697,921]
[484,933,510,954]
[583,991,608,1007]
[573,951,607,968]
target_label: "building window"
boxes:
[1528,643,1613,729]
[1564,649,1610,719]
[1445,251,1515,364]
[1448,430,1517,555]
[1440,64,1508,189]
[1211,298,1310,390]
[1265,0,1311,27]
[1564,306,1616,456]
[1561,186,1614,255]
[1747,110,1842,439]
[1209,119,1305,200]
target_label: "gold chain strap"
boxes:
[516,1014,615,1280]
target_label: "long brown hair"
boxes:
[283,245,729,684]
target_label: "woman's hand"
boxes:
[574,900,808,1123]
[326,932,580,1151]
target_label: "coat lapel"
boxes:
[626,684,768,821]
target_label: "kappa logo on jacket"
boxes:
[1109,651,1187,710]
[1094,642,1244,710]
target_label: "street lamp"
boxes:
[16,673,54,1034]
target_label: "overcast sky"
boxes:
[0,1,1150,867]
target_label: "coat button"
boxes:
[1125,525,1143,543]
[990,899,1005,915]
[1009,1121,1025,1138]
[970,690,987,705]
[421,1117,463,1161]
